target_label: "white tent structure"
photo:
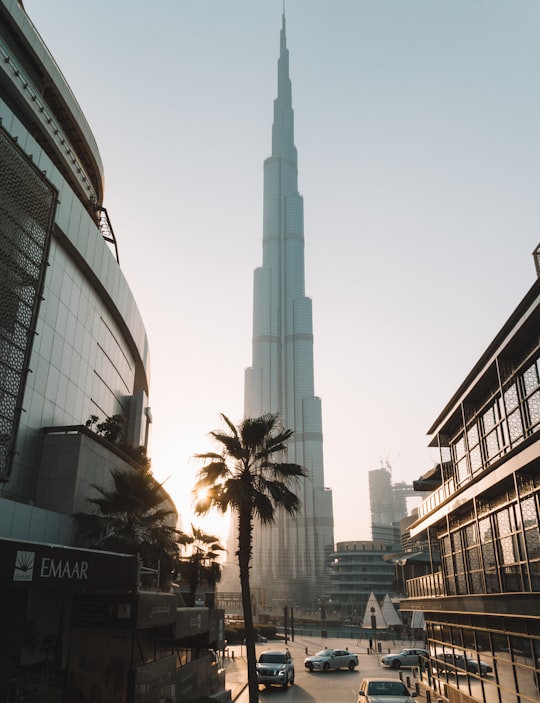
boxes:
[410,610,425,630]
[362,592,387,629]
[381,594,402,627]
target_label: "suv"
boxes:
[256,650,295,688]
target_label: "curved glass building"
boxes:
[0,5,231,702]
[0,0,154,541]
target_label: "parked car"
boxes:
[381,648,429,670]
[464,657,492,676]
[256,650,294,688]
[435,653,492,676]
[358,677,418,702]
[304,648,359,672]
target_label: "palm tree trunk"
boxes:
[238,508,259,703]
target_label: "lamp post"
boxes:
[370,606,378,660]
[320,596,328,638]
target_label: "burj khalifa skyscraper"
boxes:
[235,13,335,610]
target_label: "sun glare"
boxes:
[194,486,209,505]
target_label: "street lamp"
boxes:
[320,596,328,638]
[370,606,377,657]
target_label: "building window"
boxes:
[508,408,524,444]
[523,359,539,396]
[467,423,483,474]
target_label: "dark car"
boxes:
[435,653,492,676]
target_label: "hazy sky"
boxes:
[24,1,540,543]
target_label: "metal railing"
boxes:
[406,571,445,599]
[417,479,455,520]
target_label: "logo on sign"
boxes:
[118,603,131,618]
[13,551,35,581]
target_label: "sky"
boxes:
[24,1,540,544]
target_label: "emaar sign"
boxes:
[14,551,90,581]
[3,539,138,591]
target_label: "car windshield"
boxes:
[367,681,409,696]
[259,654,285,664]
[316,650,332,656]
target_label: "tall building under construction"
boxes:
[369,464,422,547]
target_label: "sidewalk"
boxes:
[221,644,250,702]
[222,636,436,702]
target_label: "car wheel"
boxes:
[282,673,289,688]
[323,662,330,672]
[290,673,295,685]
[348,660,356,670]
[392,659,401,669]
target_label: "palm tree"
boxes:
[75,467,179,588]
[175,525,224,606]
[193,413,306,703]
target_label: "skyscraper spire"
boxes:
[272,10,296,163]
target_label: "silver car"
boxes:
[304,648,359,672]
[381,648,428,670]
[256,650,295,688]
[358,677,418,702]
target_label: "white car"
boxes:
[381,648,429,669]
[358,677,418,702]
[304,648,359,672]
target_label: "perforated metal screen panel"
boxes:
[0,127,57,479]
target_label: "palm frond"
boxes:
[265,461,307,479]
[210,432,243,458]
[220,413,239,437]
[252,492,275,524]
[262,479,302,514]
[193,483,229,515]
[76,467,178,566]
[240,414,276,450]
[193,452,224,461]
[194,460,229,485]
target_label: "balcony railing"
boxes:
[417,479,455,520]
[406,571,444,598]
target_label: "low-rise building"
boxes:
[328,540,395,619]
[401,247,540,703]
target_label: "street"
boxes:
[229,635,424,703]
